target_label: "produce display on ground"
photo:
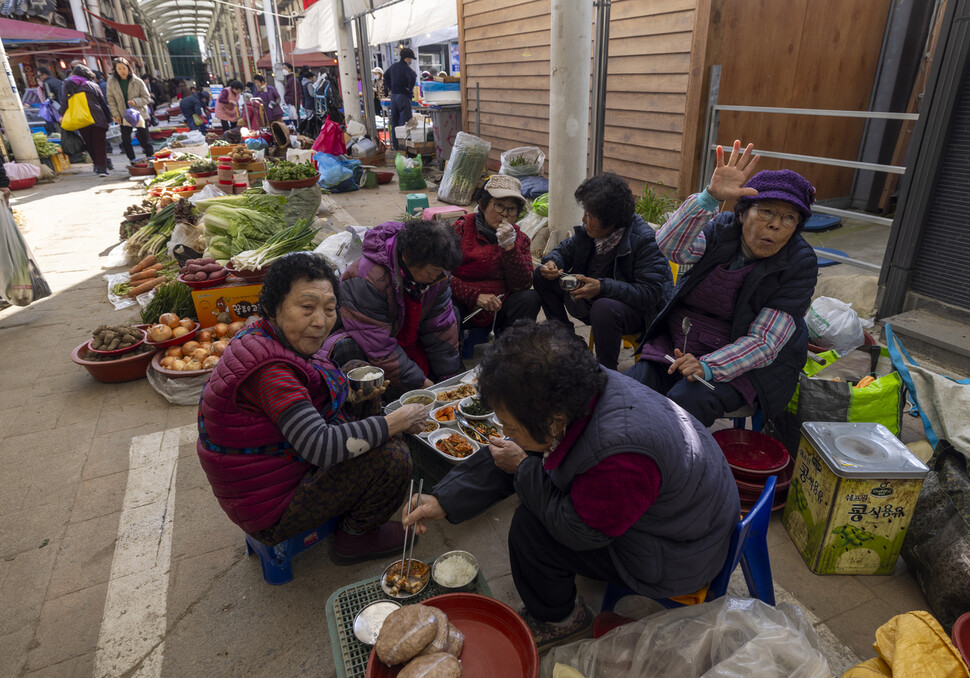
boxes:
[152,315,243,373]
[32,132,58,158]
[141,281,195,324]
[125,199,195,258]
[229,219,319,271]
[111,254,180,297]
[90,325,143,351]
[267,159,318,181]
[188,159,217,174]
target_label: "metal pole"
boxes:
[699,65,721,193]
[356,17,377,140]
[547,0,592,252]
[263,0,285,94]
[474,82,479,137]
[0,37,41,166]
[234,4,252,82]
[589,0,611,176]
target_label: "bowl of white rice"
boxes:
[432,550,479,591]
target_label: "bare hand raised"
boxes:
[707,140,761,203]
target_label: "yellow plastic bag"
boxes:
[842,611,970,678]
[60,91,94,131]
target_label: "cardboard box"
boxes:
[407,140,435,155]
[209,144,244,157]
[163,161,192,172]
[192,281,263,328]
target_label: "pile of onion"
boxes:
[148,313,196,343]
[156,319,245,372]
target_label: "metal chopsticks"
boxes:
[403,478,423,582]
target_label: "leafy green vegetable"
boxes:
[531,193,549,218]
[203,205,284,240]
[635,182,680,225]
[230,220,319,270]
[140,281,195,324]
[148,167,189,186]
[32,132,58,158]
[188,159,217,174]
[267,160,318,181]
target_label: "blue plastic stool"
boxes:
[601,475,777,611]
[244,517,339,585]
[813,246,847,267]
[406,193,430,216]
[461,326,491,359]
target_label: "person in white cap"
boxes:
[449,174,541,339]
[371,67,387,112]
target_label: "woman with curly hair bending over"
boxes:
[401,321,739,650]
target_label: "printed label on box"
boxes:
[192,282,263,327]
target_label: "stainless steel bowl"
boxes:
[560,275,581,291]
[345,366,385,395]
[432,550,479,591]
[353,600,401,645]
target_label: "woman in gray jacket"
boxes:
[106,58,154,164]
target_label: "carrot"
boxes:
[855,376,877,389]
[127,276,166,298]
[129,254,157,275]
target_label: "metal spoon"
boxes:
[681,317,692,356]
[487,309,499,343]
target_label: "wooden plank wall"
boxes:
[701,0,892,200]
[458,0,699,196]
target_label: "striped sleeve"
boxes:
[656,190,720,264]
[276,401,389,470]
[237,363,312,420]
[701,307,797,382]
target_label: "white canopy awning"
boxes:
[295,0,456,53]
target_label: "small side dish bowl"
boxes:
[353,600,401,646]
[458,396,493,421]
[432,550,479,591]
[429,430,479,462]
[398,389,437,408]
[380,559,430,599]
[431,404,458,427]
[346,366,385,395]
[418,420,440,438]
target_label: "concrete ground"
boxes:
[0,155,946,678]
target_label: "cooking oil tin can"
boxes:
[783,422,928,575]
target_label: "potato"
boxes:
[376,605,438,666]
[398,653,461,678]
[203,264,225,273]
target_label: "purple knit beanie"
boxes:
[735,169,816,220]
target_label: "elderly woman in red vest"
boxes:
[449,175,541,337]
[197,253,429,562]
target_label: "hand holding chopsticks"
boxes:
[401,487,447,536]
[401,478,423,580]
[664,352,717,391]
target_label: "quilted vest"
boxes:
[551,370,740,597]
[196,322,348,533]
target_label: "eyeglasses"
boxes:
[752,204,800,229]
[490,202,519,216]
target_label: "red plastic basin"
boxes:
[714,429,790,476]
[953,612,970,669]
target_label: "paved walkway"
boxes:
[0,162,933,677]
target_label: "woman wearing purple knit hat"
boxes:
[626,140,819,427]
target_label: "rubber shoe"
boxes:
[331,521,411,565]
[520,597,595,652]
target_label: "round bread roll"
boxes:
[376,605,438,665]
[418,606,450,656]
[399,652,461,678]
[445,623,464,658]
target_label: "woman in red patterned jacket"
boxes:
[449,175,540,336]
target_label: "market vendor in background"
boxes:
[253,74,284,123]
[533,173,673,371]
[106,58,155,166]
[215,80,245,132]
[383,47,417,150]
[450,175,540,337]
[282,63,300,120]
[626,141,819,427]
[179,87,207,133]
[371,67,386,114]
[402,321,739,650]
[339,220,462,396]
[197,253,430,562]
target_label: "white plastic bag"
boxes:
[499,146,545,177]
[541,597,831,678]
[806,296,865,356]
[167,221,206,259]
[261,181,323,226]
[101,242,131,269]
[518,211,548,241]
[188,184,228,205]
[103,272,136,310]
[3,162,42,181]
[437,132,491,206]
[0,203,50,306]
[147,366,211,405]
[313,226,365,275]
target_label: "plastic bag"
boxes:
[518,211,548,241]
[0,203,51,307]
[261,182,323,226]
[541,597,831,678]
[3,162,41,181]
[499,146,545,177]
[38,100,60,124]
[315,152,353,187]
[167,221,206,259]
[311,116,346,155]
[437,132,490,205]
[395,152,427,191]
[178,130,206,146]
[806,296,864,356]
[103,272,136,310]
[146,366,211,405]
[313,226,366,275]
[101,242,130,269]
[532,192,549,217]
[124,106,145,128]
[188,183,228,205]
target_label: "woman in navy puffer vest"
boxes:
[628,140,819,426]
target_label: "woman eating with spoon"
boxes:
[625,140,819,426]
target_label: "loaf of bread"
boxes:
[376,605,438,665]
[445,623,464,658]
[418,606,450,656]
[399,652,461,678]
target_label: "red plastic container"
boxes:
[266,174,320,190]
[144,322,200,349]
[953,612,970,669]
[9,177,37,190]
[366,593,538,678]
[71,341,157,383]
[87,328,147,357]
[177,271,228,290]
[714,429,790,480]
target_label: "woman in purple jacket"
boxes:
[252,74,284,122]
[60,65,113,177]
[197,254,429,562]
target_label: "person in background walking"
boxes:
[106,58,155,166]
[253,74,284,122]
[36,67,64,135]
[215,80,245,132]
[282,63,300,120]
[61,64,113,177]
[371,66,386,115]
[299,66,315,114]
[383,48,416,150]
[92,70,115,158]
[180,87,207,132]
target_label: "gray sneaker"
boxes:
[520,597,595,652]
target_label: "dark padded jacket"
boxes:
[432,369,739,598]
[541,215,673,318]
[639,212,818,418]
